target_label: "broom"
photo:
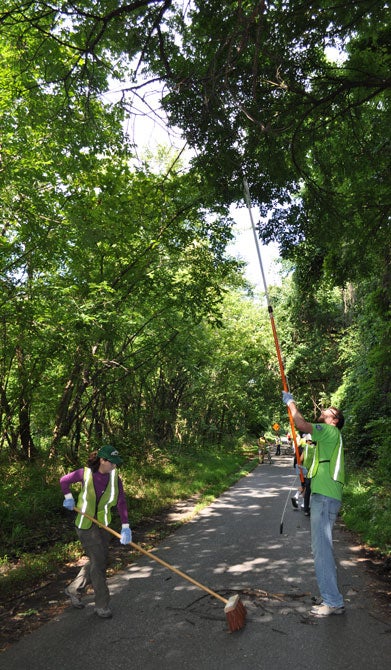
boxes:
[73,507,247,632]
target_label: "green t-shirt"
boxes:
[310,423,343,501]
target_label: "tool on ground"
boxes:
[243,178,304,532]
[73,507,247,632]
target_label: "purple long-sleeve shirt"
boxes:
[60,468,129,525]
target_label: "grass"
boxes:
[342,469,391,555]
[0,542,84,601]
[0,444,259,600]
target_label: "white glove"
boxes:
[282,391,294,405]
[120,525,132,545]
[63,494,75,511]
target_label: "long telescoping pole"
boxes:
[242,177,304,496]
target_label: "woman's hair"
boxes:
[330,407,345,430]
[87,451,101,472]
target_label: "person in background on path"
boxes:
[282,392,345,618]
[301,434,315,516]
[258,434,267,463]
[275,435,281,456]
[292,434,304,470]
[258,434,272,464]
[291,434,305,510]
[292,434,315,514]
[60,445,131,619]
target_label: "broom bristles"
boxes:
[224,594,247,632]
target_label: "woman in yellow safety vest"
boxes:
[60,444,131,619]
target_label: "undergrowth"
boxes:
[342,469,391,555]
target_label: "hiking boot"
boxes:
[65,587,84,609]
[94,607,113,619]
[310,603,345,617]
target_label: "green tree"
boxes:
[334,276,391,472]
[269,275,350,419]
[174,289,279,445]
[3,2,388,285]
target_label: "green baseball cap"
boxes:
[97,445,122,465]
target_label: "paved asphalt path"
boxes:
[2,457,390,669]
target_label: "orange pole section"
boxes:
[268,306,304,484]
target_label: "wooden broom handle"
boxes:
[73,507,228,604]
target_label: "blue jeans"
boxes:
[311,493,344,608]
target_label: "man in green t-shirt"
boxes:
[283,392,345,618]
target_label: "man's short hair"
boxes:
[330,406,345,430]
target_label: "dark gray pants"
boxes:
[69,525,111,609]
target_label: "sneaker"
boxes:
[94,607,113,619]
[65,587,84,609]
[310,603,345,617]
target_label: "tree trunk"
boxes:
[19,395,37,460]
[50,358,84,457]
[15,346,38,460]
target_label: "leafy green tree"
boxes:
[173,289,279,446]
[0,19,239,459]
[2,2,388,286]
[269,275,349,417]
[0,53,242,460]
[334,274,391,472]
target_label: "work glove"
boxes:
[282,391,294,405]
[120,525,132,545]
[63,495,75,511]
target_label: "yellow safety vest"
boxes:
[303,442,315,470]
[307,433,345,484]
[75,467,119,529]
